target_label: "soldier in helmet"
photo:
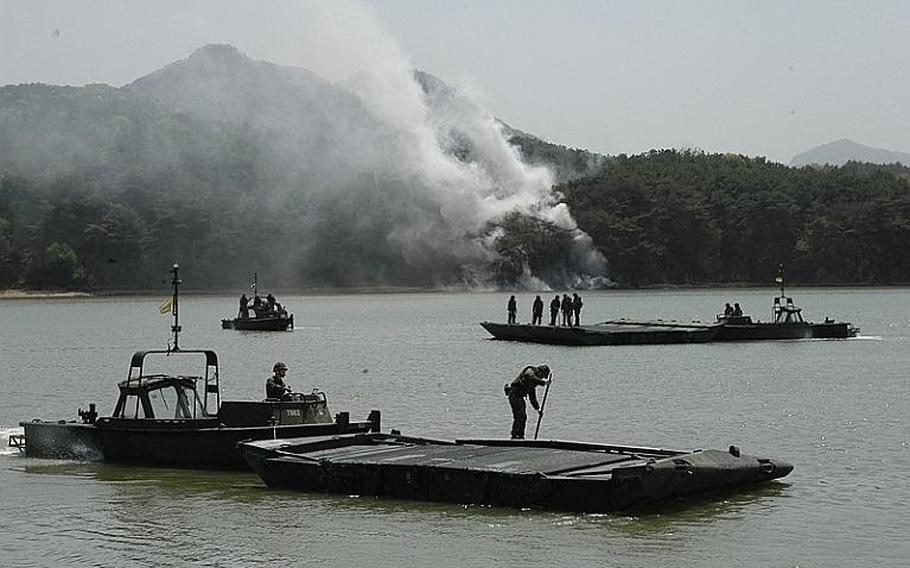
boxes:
[504,364,552,439]
[266,361,292,400]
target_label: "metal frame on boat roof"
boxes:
[123,264,221,415]
[771,264,805,324]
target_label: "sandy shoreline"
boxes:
[0,289,93,299]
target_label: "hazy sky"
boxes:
[2,0,908,163]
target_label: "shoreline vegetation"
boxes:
[3,281,908,300]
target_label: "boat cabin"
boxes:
[218,393,333,427]
[83,348,336,428]
[715,314,755,325]
[111,374,209,420]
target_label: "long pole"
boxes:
[533,375,553,440]
[778,263,785,299]
[171,263,182,351]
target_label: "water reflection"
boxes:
[592,483,790,535]
[16,456,791,533]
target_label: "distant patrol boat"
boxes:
[221,272,294,331]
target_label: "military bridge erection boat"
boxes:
[482,269,857,346]
[12,265,379,468]
[239,433,793,513]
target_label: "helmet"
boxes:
[537,365,550,378]
[273,362,288,372]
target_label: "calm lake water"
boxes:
[2,288,909,567]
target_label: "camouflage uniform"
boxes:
[506,365,550,439]
[266,373,290,400]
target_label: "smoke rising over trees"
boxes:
[0,44,608,290]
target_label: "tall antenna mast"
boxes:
[171,263,182,351]
[777,263,785,299]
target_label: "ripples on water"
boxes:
[1,288,909,567]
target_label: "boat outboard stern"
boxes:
[18,420,103,460]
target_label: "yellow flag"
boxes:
[158,298,172,315]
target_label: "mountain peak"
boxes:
[187,43,248,63]
[790,139,910,167]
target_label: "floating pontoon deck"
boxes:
[240,433,792,512]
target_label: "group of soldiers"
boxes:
[238,293,288,319]
[722,302,744,317]
[508,293,584,327]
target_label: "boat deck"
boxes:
[480,319,719,345]
[288,441,645,476]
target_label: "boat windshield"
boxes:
[147,384,197,419]
[114,375,209,419]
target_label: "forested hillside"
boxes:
[561,150,910,286]
[0,46,606,291]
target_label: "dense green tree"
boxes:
[26,242,88,289]
[484,211,576,288]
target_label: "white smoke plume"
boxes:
[283,2,608,289]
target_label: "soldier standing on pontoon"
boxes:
[561,294,573,326]
[572,293,583,326]
[532,295,544,325]
[549,295,560,325]
[505,365,552,439]
[507,295,517,325]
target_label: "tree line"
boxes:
[558,150,910,286]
